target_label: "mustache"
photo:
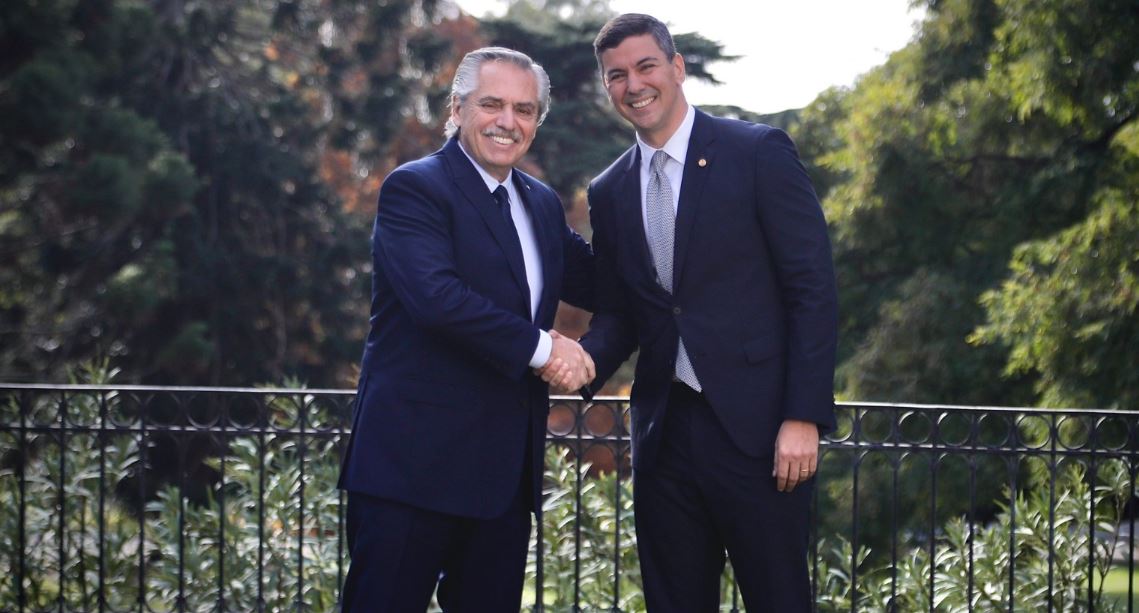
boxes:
[481,128,520,142]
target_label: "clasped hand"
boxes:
[535,330,595,394]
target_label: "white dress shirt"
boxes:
[458,143,552,368]
[636,104,697,237]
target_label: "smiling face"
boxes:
[451,61,540,182]
[599,33,688,149]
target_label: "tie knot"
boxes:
[492,185,509,207]
[651,150,670,173]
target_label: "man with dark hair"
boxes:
[575,13,838,611]
[338,46,595,611]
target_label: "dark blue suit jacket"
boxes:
[338,136,594,518]
[582,110,837,470]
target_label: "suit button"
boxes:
[672,306,682,315]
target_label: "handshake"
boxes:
[535,330,595,394]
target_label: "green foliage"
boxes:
[529,446,749,610]
[532,446,643,610]
[789,0,1139,578]
[143,434,345,612]
[973,160,1139,409]
[1,0,469,386]
[0,376,347,611]
[0,373,144,609]
[4,380,1136,611]
[796,0,1139,409]
[838,270,1017,404]
[815,461,1134,612]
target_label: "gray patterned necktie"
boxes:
[646,150,701,391]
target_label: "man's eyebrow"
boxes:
[475,95,504,104]
[606,56,659,77]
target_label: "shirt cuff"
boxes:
[529,330,552,368]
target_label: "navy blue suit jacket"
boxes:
[581,110,837,470]
[338,136,594,518]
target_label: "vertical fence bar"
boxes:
[574,403,583,611]
[535,476,545,613]
[890,452,899,610]
[57,391,68,613]
[136,396,148,613]
[612,407,621,613]
[928,454,937,613]
[811,452,821,612]
[297,393,309,611]
[967,451,976,613]
[97,393,108,613]
[78,488,88,607]
[1128,455,1136,613]
[217,395,228,612]
[850,450,861,613]
[1087,429,1096,613]
[177,419,187,612]
[1047,414,1057,613]
[811,454,820,610]
[17,391,28,613]
[888,406,900,611]
[335,394,346,613]
[1007,452,1018,613]
[258,426,268,612]
[850,407,861,613]
[534,407,547,613]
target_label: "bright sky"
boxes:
[452,0,924,114]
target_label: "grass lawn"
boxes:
[1103,565,1139,610]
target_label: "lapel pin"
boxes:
[698,158,707,167]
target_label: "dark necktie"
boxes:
[493,185,514,226]
[492,185,530,312]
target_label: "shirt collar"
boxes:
[636,104,696,169]
[457,138,513,193]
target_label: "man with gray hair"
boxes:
[337,46,595,610]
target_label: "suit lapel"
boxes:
[673,111,716,293]
[443,138,530,303]
[514,172,557,324]
[616,147,666,295]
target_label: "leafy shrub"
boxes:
[2,377,1134,612]
[815,461,1134,612]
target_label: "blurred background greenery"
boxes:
[2,0,1136,411]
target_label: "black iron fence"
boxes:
[1,384,1136,612]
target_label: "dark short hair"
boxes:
[593,13,677,68]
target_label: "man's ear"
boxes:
[672,53,686,84]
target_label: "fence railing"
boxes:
[1,384,1136,612]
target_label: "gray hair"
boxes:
[444,47,551,138]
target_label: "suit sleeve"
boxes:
[579,182,639,394]
[375,167,540,380]
[754,128,839,430]
[558,217,595,312]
